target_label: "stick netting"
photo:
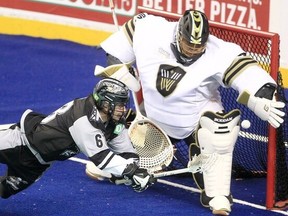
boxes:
[129,120,174,172]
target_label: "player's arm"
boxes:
[100,13,149,65]
[89,150,154,192]
[100,15,138,65]
[71,120,154,191]
[222,54,285,128]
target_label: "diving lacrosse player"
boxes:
[89,9,285,215]
[0,78,154,199]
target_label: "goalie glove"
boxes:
[122,163,156,192]
[237,91,285,128]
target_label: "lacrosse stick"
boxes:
[128,90,174,172]
[115,153,219,185]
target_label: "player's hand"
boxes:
[247,95,285,128]
[122,163,156,192]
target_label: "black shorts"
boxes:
[0,144,50,192]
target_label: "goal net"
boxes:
[137,6,288,209]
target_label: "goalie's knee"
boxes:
[197,109,241,154]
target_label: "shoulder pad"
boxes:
[123,13,148,45]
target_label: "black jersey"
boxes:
[21,95,136,176]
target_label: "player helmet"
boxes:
[171,9,209,66]
[93,78,130,115]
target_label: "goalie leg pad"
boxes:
[189,143,204,191]
[196,109,240,198]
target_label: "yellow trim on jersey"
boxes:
[0,16,111,46]
[123,18,135,45]
[223,56,258,86]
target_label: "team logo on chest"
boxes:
[156,64,186,97]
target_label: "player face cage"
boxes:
[171,9,209,66]
[93,78,130,117]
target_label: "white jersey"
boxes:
[101,13,276,139]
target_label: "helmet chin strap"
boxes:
[170,42,204,66]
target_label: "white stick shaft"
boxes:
[107,1,141,114]
[114,167,194,185]
[132,91,141,113]
[153,167,193,178]
[109,0,119,30]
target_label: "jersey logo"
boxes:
[113,124,124,135]
[156,65,186,97]
[89,106,99,122]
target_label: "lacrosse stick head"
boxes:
[128,116,174,172]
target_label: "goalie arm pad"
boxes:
[94,63,140,92]
[237,83,285,128]
[106,53,122,65]
[106,53,139,78]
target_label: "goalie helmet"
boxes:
[171,9,209,66]
[93,78,130,115]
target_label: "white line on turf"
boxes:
[156,179,288,215]
[68,156,89,164]
[69,156,288,215]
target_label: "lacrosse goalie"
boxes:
[87,9,285,215]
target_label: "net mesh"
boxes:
[129,120,174,172]
[136,7,288,207]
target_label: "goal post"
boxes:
[137,6,288,210]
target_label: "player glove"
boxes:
[247,95,285,128]
[122,162,156,192]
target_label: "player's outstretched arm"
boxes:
[237,83,285,128]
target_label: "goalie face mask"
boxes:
[172,9,209,66]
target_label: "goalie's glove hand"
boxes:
[122,162,156,192]
[247,95,285,128]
